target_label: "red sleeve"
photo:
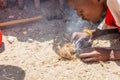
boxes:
[117,27,120,31]
[105,8,117,27]
[0,30,2,46]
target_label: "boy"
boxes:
[67,0,120,62]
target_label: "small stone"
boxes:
[8,15,14,19]
[28,38,34,43]
[7,36,15,44]
[23,31,27,35]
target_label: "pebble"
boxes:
[8,15,14,19]
[7,36,15,44]
[28,38,34,43]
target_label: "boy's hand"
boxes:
[72,31,91,44]
[71,31,92,50]
[79,48,120,62]
[79,48,110,62]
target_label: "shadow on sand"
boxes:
[0,65,25,80]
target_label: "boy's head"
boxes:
[67,0,107,23]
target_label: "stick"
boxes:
[0,16,43,27]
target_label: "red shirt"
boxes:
[105,8,120,31]
[0,30,2,46]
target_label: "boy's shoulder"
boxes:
[107,0,120,17]
[117,0,120,5]
[107,0,120,7]
[107,0,120,27]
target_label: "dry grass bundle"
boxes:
[57,42,76,59]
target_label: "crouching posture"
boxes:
[67,0,120,62]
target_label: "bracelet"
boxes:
[83,29,92,36]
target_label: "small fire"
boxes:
[58,42,76,59]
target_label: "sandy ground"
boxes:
[0,0,120,80]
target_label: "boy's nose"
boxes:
[77,12,84,17]
[77,9,84,16]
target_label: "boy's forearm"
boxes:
[87,18,106,36]
[89,17,118,37]
[90,27,118,39]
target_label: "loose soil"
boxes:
[0,0,120,80]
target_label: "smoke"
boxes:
[65,10,91,33]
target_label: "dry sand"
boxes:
[0,0,120,80]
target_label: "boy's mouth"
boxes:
[82,16,87,21]
[81,15,88,21]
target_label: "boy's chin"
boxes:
[91,19,101,23]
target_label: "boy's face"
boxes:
[67,0,106,23]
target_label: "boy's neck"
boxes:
[103,0,107,11]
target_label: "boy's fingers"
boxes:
[82,57,98,62]
[75,38,87,49]
[75,37,83,44]
[71,32,82,43]
[72,32,79,39]
[79,52,95,58]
